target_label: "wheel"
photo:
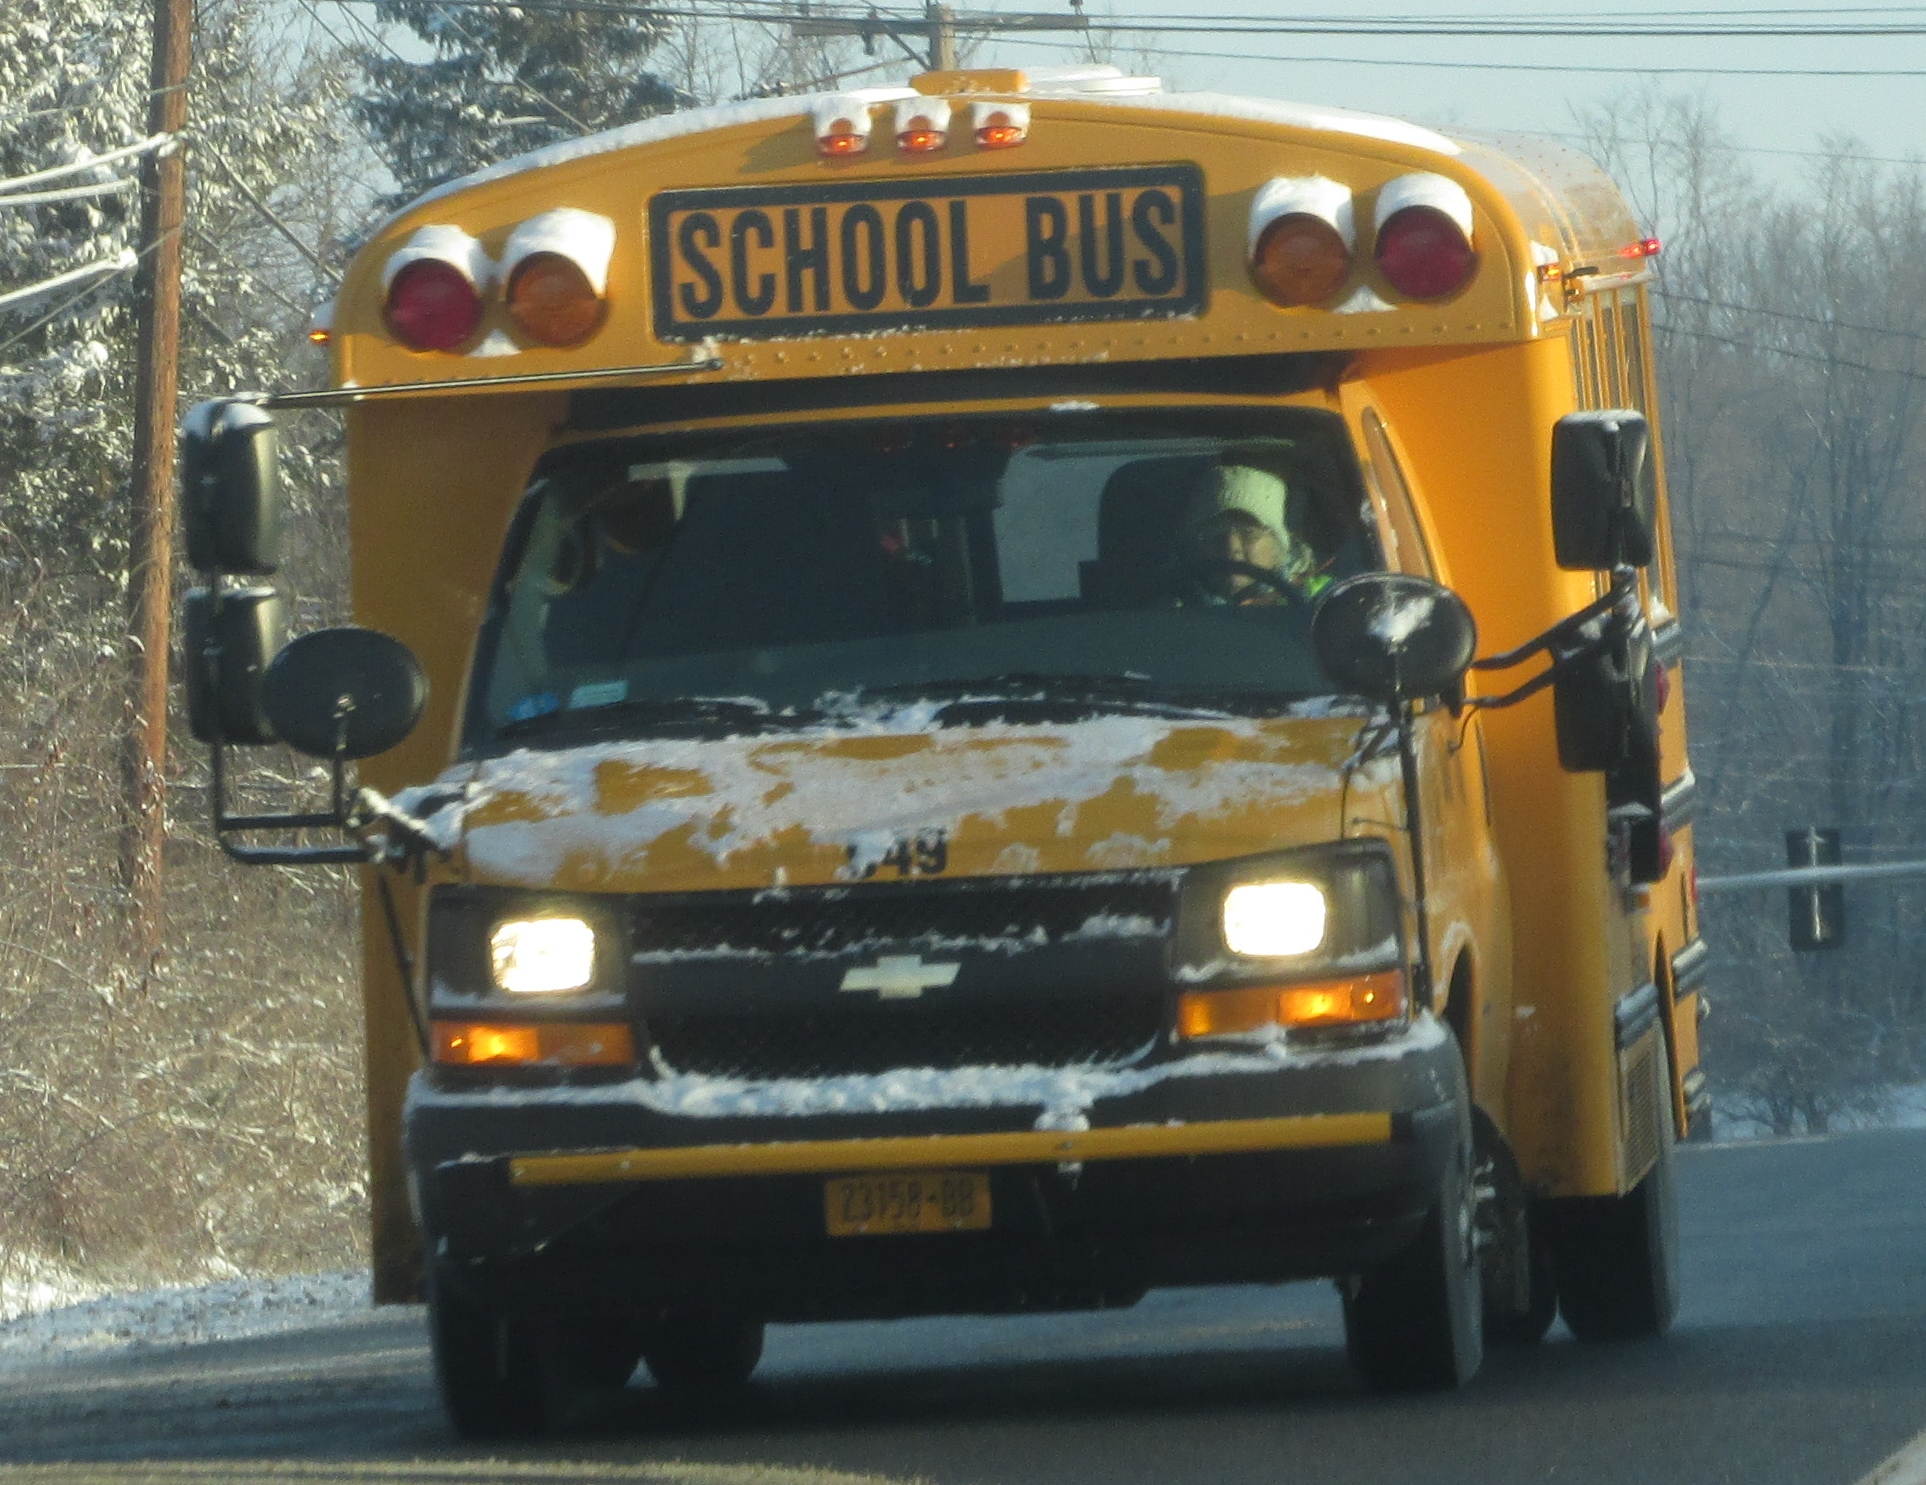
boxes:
[1470,1109,1557,1347]
[640,1310,765,1393]
[1344,1115,1484,1391]
[1545,1060,1680,1341]
[427,1271,545,1440]
[1485,1205,1558,1346]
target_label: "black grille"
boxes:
[631,875,1177,958]
[649,996,1165,1079]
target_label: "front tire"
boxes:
[427,1272,545,1440]
[1344,1116,1484,1391]
[1546,1060,1680,1341]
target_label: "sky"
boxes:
[956,0,1926,191]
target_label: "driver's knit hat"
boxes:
[1184,464,1289,547]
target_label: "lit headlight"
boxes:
[1221,881,1327,958]
[490,916,596,994]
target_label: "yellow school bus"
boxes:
[180,64,1706,1432]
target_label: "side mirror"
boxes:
[182,399,281,575]
[1555,614,1658,772]
[183,586,286,745]
[261,627,427,760]
[1551,410,1655,571]
[1312,573,1478,704]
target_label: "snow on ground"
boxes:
[0,1269,384,1366]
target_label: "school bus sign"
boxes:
[648,164,1206,341]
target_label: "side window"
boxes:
[1361,409,1437,578]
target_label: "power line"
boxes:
[313,0,1926,37]
[0,251,138,314]
[1656,289,1926,344]
[0,134,174,196]
[1658,323,1926,381]
[0,179,138,208]
[1003,32,1926,76]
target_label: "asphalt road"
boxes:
[4,1128,1926,1485]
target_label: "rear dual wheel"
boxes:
[1344,1112,1485,1391]
[1545,1063,1680,1341]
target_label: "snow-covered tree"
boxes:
[0,0,353,577]
[356,2,681,208]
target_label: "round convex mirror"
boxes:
[261,627,427,759]
[1311,572,1477,703]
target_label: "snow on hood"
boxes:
[410,710,1387,891]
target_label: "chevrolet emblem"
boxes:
[838,955,961,1000]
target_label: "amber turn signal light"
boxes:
[506,251,605,348]
[1177,971,1406,1038]
[1249,212,1352,308]
[432,1020,635,1067]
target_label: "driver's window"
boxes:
[1361,409,1438,579]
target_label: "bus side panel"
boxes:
[347,392,566,1302]
[1353,339,1636,1199]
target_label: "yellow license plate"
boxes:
[824,1170,991,1237]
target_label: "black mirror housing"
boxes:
[1311,572,1479,704]
[182,399,282,576]
[1551,410,1656,571]
[262,627,427,760]
[183,586,286,745]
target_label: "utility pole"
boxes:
[928,2,958,70]
[790,5,1087,72]
[124,0,193,961]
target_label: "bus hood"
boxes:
[421,708,1392,893]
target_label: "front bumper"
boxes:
[408,1018,1464,1322]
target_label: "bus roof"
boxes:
[325,67,1646,400]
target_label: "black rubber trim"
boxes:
[565,353,1346,432]
[1661,768,1699,829]
[1671,938,1711,996]
[1615,981,1661,1049]
[1652,618,1685,667]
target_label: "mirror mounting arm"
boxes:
[1463,569,1640,713]
[208,732,443,869]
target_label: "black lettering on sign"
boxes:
[675,212,723,320]
[1025,196,1071,301]
[840,202,886,311]
[784,205,830,314]
[1131,189,1180,295]
[895,199,942,309]
[729,208,775,316]
[650,164,1206,342]
[949,199,990,305]
[1078,191,1126,299]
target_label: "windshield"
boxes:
[466,408,1380,747]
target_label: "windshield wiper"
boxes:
[846,673,1263,718]
[497,695,794,740]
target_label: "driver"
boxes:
[1180,463,1327,604]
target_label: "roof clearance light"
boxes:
[1247,176,1355,308]
[381,223,489,353]
[971,101,1030,149]
[813,94,876,157]
[1619,236,1663,259]
[1373,172,1477,301]
[894,97,952,153]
